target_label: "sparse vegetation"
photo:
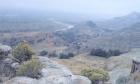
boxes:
[16,58,43,78]
[81,68,109,84]
[12,42,34,63]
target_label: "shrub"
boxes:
[90,49,108,57]
[81,68,109,84]
[67,52,74,58]
[59,52,74,59]
[12,42,34,63]
[108,49,122,56]
[16,58,43,78]
[40,50,48,56]
[59,53,69,59]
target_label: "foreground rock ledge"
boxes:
[3,57,91,84]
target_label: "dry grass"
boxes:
[55,53,106,75]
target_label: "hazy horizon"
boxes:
[0,0,140,19]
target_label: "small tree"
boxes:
[12,42,34,63]
[81,68,109,84]
[16,58,43,78]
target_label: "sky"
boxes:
[0,0,140,18]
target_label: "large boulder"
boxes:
[4,56,91,84]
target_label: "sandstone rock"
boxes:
[4,56,91,84]
[0,44,11,59]
[131,56,140,73]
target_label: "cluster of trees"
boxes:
[59,52,74,59]
[90,48,122,58]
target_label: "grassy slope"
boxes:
[54,53,106,75]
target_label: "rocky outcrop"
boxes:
[0,44,11,53]
[0,44,17,82]
[0,44,11,59]
[131,56,140,74]
[0,59,16,82]
[115,56,140,84]
[4,56,91,84]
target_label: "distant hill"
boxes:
[97,12,140,30]
[114,22,140,48]
[88,22,140,51]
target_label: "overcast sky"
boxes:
[1,0,140,18]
